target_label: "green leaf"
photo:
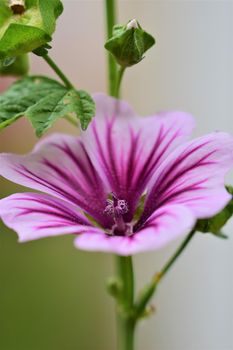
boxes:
[0,76,95,136]
[212,231,228,240]
[195,185,233,239]
[105,19,155,68]
[26,88,73,136]
[0,54,29,76]
[27,88,95,136]
[0,0,63,59]
[0,75,62,130]
[71,90,96,130]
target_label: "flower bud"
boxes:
[105,19,155,68]
[0,0,63,59]
[106,277,123,299]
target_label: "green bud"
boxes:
[106,277,123,299]
[139,304,156,320]
[105,19,155,68]
[0,0,63,60]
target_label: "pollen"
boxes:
[104,195,128,217]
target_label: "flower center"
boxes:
[104,193,132,236]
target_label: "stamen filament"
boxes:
[114,215,127,233]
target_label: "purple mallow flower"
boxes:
[0,94,233,255]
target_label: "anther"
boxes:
[104,194,128,218]
[104,194,129,235]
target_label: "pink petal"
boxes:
[0,193,102,242]
[83,93,195,220]
[139,132,233,227]
[74,205,195,255]
[0,134,111,227]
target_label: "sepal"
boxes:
[195,186,233,239]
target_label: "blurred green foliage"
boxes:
[0,54,29,76]
[0,182,116,350]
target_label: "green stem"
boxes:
[116,256,134,306]
[105,2,134,349]
[42,54,79,127]
[135,230,196,317]
[159,229,196,278]
[105,0,117,96]
[115,256,135,350]
[42,54,74,89]
[117,316,135,350]
[115,67,126,98]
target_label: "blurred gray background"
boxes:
[0,1,233,349]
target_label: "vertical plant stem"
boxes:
[105,1,136,349]
[115,256,135,350]
[117,315,135,350]
[115,67,126,98]
[116,256,134,307]
[105,0,117,96]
